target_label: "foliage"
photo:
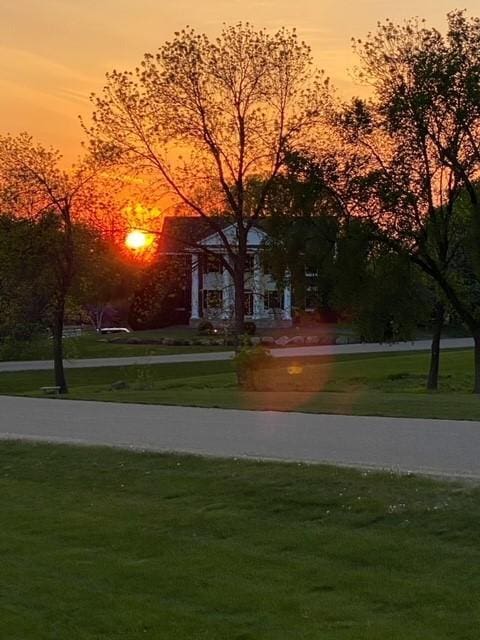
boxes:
[197,320,214,335]
[243,321,256,336]
[261,152,341,311]
[233,345,273,389]
[0,213,61,344]
[353,253,429,343]
[128,255,189,330]
[337,11,480,391]
[0,133,110,392]
[87,24,331,331]
[71,225,137,330]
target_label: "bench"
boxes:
[40,386,61,395]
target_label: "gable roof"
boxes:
[158,217,228,253]
[158,216,266,253]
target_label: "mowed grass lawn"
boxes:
[0,329,228,361]
[1,348,480,420]
[2,441,480,639]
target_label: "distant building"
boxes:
[159,217,292,328]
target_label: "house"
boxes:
[159,217,293,328]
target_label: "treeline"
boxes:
[1,12,480,391]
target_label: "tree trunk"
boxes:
[52,300,68,394]
[426,301,444,391]
[233,229,247,340]
[233,267,245,343]
[473,332,480,395]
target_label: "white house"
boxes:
[159,217,292,328]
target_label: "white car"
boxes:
[99,327,131,334]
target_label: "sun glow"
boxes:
[125,229,153,251]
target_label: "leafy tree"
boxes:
[72,226,136,331]
[87,24,330,333]
[261,151,342,316]
[338,13,480,390]
[0,133,109,392]
[0,213,61,348]
[128,256,189,330]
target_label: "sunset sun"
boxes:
[125,229,153,251]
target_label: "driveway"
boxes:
[0,337,473,373]
[1,395,480,479]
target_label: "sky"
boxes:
[0,0,477,160]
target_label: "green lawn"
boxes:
[0,324,357,362]
[1,441,480,639]
[0,329,228,361]
[2,349,480,420]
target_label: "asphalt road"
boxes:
[0,337,473,372]
[1,395,480,479]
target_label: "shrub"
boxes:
[243,321,256,336]
[198,320,213,335]
[233,346,273,390]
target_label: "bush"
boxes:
[198,320,213,335]
[233,346,273,390]
[243,321,256,336]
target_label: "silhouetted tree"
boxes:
[87,24,331,333]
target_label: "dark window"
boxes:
[245,254,255,273]
[264,290,283,310]
[203,290,223,311]
[203,254,223,273]
[244,290,253,316]
[305,264,319,277]
[305,288,319,311]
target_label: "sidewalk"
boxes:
[0,337,473,373]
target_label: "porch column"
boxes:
[253,252,263,319]
[222,256,233,319]
[283,273,292,321]
[190,254,200,320]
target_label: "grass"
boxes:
[0,329,228,361]
[2,440,480,639]
[0,323,358,362]
[1,349,480,420]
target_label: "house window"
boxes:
[244,290,253,316]
[305,264,319,277]
[203,254,223,273]
[305,288,319,311]
[203,290,223,311]
[264,290,283,310]
[245,254,255,273]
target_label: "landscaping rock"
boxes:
[275,336,290,347]
[305,335,320,346]
[287,336,305,346]
[335,335,353,345]
[260,336,275,346]
[250,337,261,346]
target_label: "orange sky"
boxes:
[0,0,476,161]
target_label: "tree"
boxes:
[337,14,480,390]
[128,255,189,330]
[0,133,108,392]
[0,213,60,345]
[260,151,341,316]
[72,225,136,331]
[87,23,330,333]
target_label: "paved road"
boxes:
[0,337,473,372]
[1,395,480,479]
